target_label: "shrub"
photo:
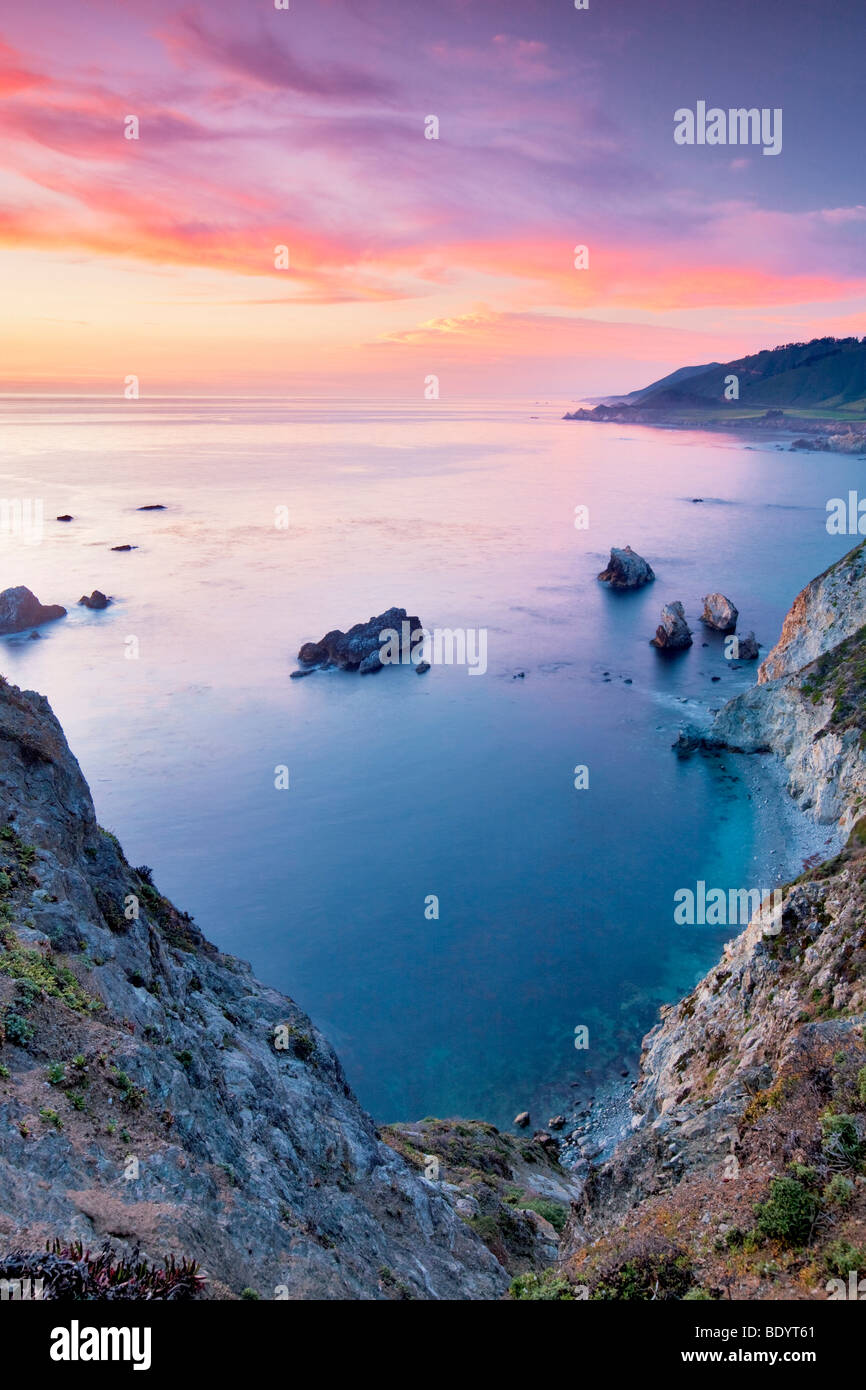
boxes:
[824,1239,866,1278]
[3,1010,34,1046]
[110,1067,146,1110]
[821,1112,862,1164]
[591,1240,693,1301]
[823,1175,855,1209]
[754,1178,819,1247]
[510,1269,576,1300]
[787,1163,820,1189]
[519,1198,569,1233]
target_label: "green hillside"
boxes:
[633,337,866,416]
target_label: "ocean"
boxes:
[0,396,856,1128]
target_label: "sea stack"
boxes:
[651,601,693,650]
[78,591,111,610]
[735,631,760,660]
[295,607,423,674]
[700,593,738,633]
[0,586,66,635]
[597,546,655,590]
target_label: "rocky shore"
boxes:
[549,539,866,1300]
[563,404,866,455]
[3,539,866,1300]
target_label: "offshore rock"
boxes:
[650,601,692,650]
[0,587,66,635]
[597,546,655,590]
[735,630,759,660]
[296,608,422,672]
[700,593,738,633]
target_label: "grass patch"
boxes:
[0,933,99,1014]
[518,1197,569,1233]
[510,1269,577,1300]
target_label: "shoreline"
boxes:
[556,696,845,1175]
[562,407,866,455]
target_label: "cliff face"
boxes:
[758,542,866,684]
[0,678,508,1299]
[708,541,866,834]
[560,543,866,1302]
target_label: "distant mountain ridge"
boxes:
[598,336,866,415]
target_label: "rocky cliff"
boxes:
[0,677,508,1300]
[555,541,866,1301]
[706,541,866,834]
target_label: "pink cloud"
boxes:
[0,40,47,95]
[428,33,558,82]
[160,7,396,101]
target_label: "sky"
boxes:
[0,0,864,397]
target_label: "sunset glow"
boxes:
[1,0,864,394]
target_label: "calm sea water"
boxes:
[0,397,857,1127]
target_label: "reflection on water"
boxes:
[0,398,854,1124]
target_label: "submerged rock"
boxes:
[78,591,111,610]
[296,607,422,673]
[514,1111,531,1129]
[700,593,738,633]
[597,545,655,590]
[651,601,692,650]
[673,728,702,758]
[0,586,66,635]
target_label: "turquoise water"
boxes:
[0,398,857,1126]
